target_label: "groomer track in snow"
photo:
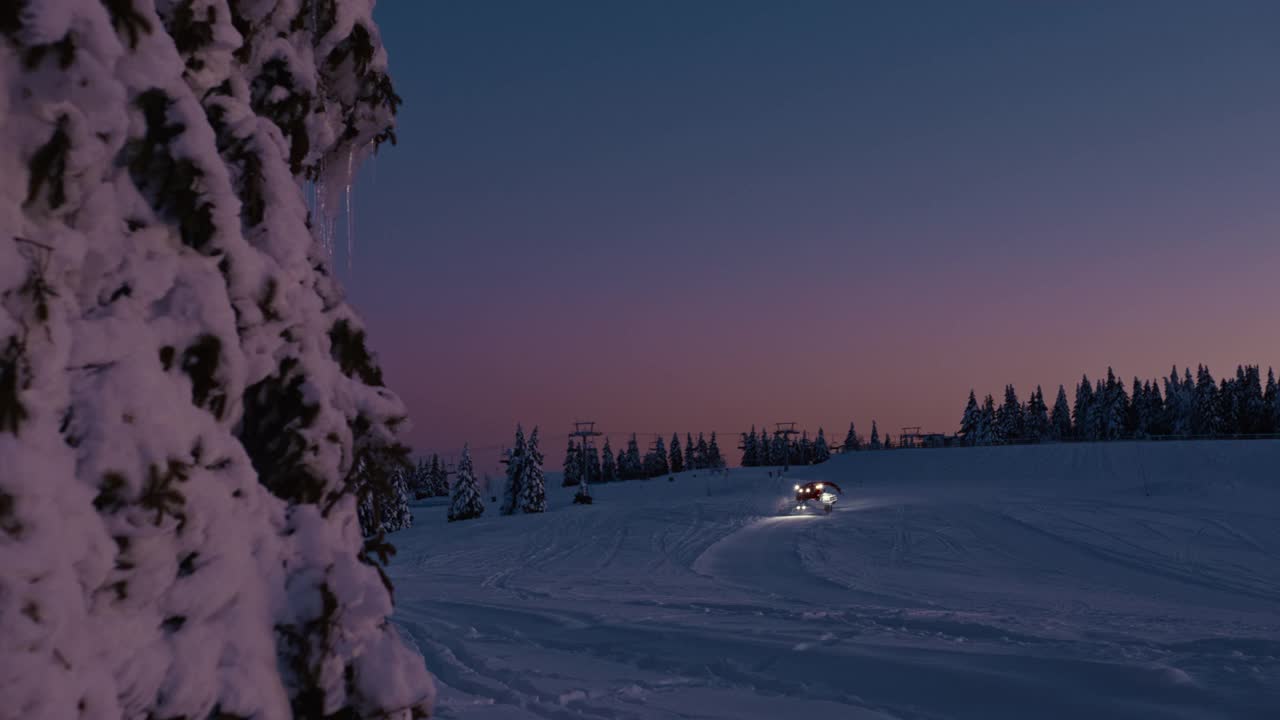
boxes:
[389,441,1280,719]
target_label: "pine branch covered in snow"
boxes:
[0,1,431,717]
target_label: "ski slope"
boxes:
[388,442,1280,719]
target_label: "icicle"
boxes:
[345,146,354,272]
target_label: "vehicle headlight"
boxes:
[794,484,800,491]
[816,484,823,490]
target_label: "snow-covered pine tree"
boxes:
[707,432,725,468]
[771,432,788,466]
[519,427,547,513]
[978,395,997,445]
[561,436,581,487]
[621,433,642,480]
[869,421,881,450]
[1101,368,1128,440]
[759,425,773,465]
[738,427,754,467]
[0,1,434,717]
[584,444,601,486]
[501,426,526,514]
[373,464,413,534]
[844,421,859,452]
[645,435,669,477]
[601,438,617,482]
[1024,386,1049,442]
[695,433,710,470]
[1050,385,1072,440]
[959,390,980,445]
[409,456,433,499]
[448,444,484,522]
[1218,375,1240,436]
[1192,365,1220,435]
[813,427,831,463]
[1073,375,1094,440]
[1242,365,1264,434]
[1146,380,1167,435]
[797,431,813,464]
[883,433,894,449]
[995,385,1022,443]
[430,453,449,496]
[670,432,685,472]
[1164,367,1190,436]
[356,455,410,537]
[1129,379,1146,438]
[1265,368,1279,434]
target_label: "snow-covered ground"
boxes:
[389,442,1280,719]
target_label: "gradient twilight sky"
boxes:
[339,1,1280,472]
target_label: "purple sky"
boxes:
[338,1,1280,472]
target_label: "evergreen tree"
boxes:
[1073,375,1094,440]
[1127,377,1144,436]
[1243,365,1265,433]
[501,426,527,515]
[696,433,711,469]
[0,1,433,715]
[645,435,670,477]
[584,445,601,486]
[562,437,582,487]
[1192,365,1220,435]
[621,434,643,479]
[1050,385,1072,440]
[601,439,618,482]
[431,453,450,496]
[1265,368,1279,434]
[771,432,788,465]
[670,432,685,472]
[707,432,725,468]
[519,427,547,513]
[978,395,997,445]
[409,457,433,499]
[1146,380,1167,435]
[883,433,894,449]
[814,428,831,463]
[356,459,413,535]
[960,390,980,445]
[1101,368,1128,440]
[1024,386,1050,442]
[759,426,773,465]
[844,422,860,452]
[685,433,697,470]
[995,385,1023,443]
[739,427,756,467]
[448,445,485,522]
[1164,367,1192,436]
[870,421,881,449]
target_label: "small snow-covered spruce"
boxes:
[869,421,881,450]
[448,445,485,522]
[813,428,831,463]
[1051,385,1072,440]
[960,391,980,445]
[0,1,432,718]
[670,432,685,472]
[844,421,860,452]
[355,455,413,536]
[561,436,581,487]
[695,433,710,469]
[519,427,547,513]
[408,457,432,499]
[430,453,450,496]
[500,426,526,515]
[601,438,617,482]
[707,432,725,468]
